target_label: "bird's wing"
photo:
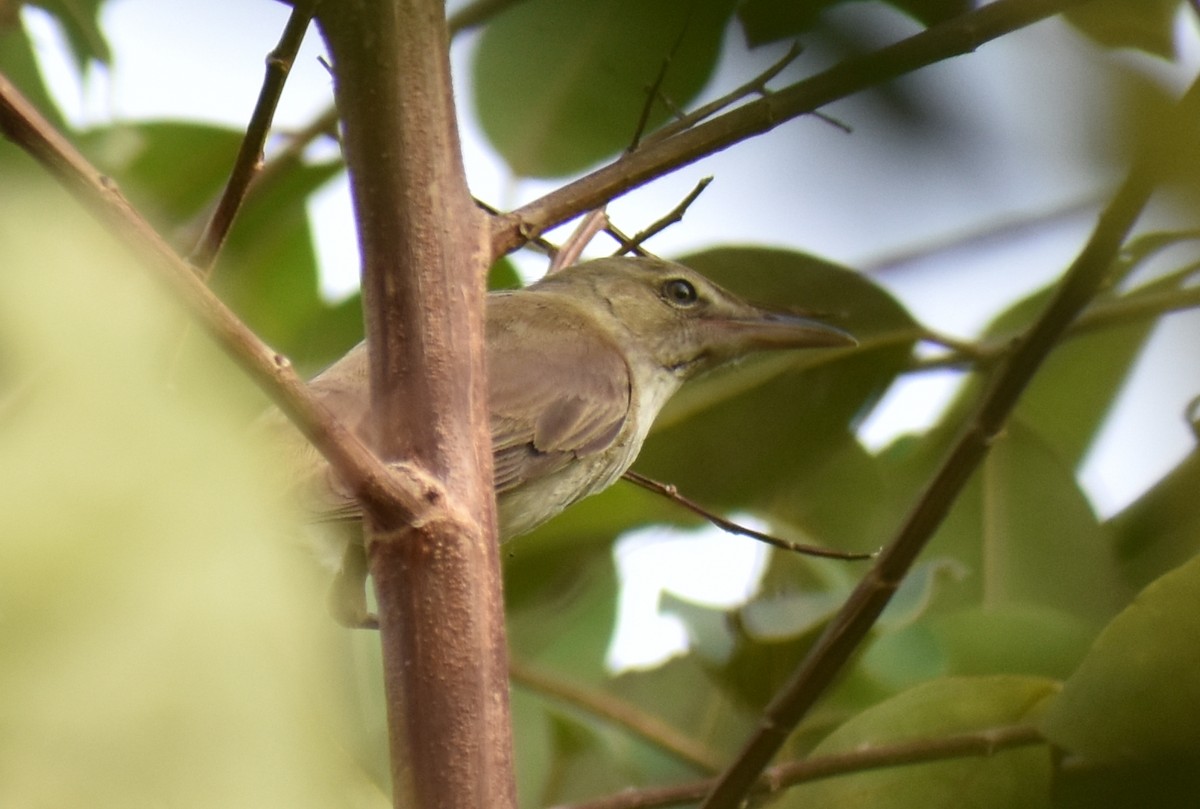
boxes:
[487,295,632,496]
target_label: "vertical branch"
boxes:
[314,3,513,808]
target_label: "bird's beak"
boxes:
[714,309,857,353]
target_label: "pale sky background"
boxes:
[22,0,1200,668]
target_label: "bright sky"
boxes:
[22,0,1200,668]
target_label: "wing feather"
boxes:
[487,294,631,495]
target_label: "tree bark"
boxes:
[316,2,515,807]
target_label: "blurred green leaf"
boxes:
[636,247,916,512]
[768,434,900,555]
[1049,753,1200,809]
[30,0,112,68]
[977,284,1158,472]
[505,533,620,679]
[511,659,722,807]
[0,183,378,808]
[0,15,69,131]
[217,158,344,362]
[1108,446,1200,591]
[472,0,736,177]
[74,121,357,372]
[782,676,1057,808]
[920,422,1125,624]
[1064,0,1179,60]
[1040,554,1200,762]
[864,604,1095,692]
[79,122,243,226]
[607,652,756,762]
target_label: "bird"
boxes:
[272,255,854,623]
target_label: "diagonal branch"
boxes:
[491,0,1089,256]
[0,70,442,531]
[696,72,1200,809]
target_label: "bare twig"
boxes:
[0,71,443,532]
[696,72,1200,809]
[550,208,610,272]
[642,43,802,148]
[602,220,651,256]
[190,0,316,270]
[627,13,697,153]
[909,281,1200,374]
[552,724,1044,809]
[621,470,874,561]
[493,0,1091,255]
[509,658,724,773]
[611,176,712,257]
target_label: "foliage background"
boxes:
[2,0,1199,807]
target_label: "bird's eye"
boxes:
[662,278,698,306]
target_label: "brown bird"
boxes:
[275,256,854,622]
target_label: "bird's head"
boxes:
[531,256,855,380]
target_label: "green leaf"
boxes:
[1040,554,1200,761]
[1108,446,1200,591]
[736,0,832,44]
[30,0,112,68]
[0,181,377,808]
[922,422,1125,624]
[472,0,736,177]
[635,247,916,514]
[0,17,68,132]
[980,286,1157,472]
[76,121,351,371]
[1063,0,1179,60]
[863,605,1096,692]
[505,525,621,680]
[783,676,1057,808]
[217,158,345,364]
[768,435,900,556]
[512,659,727,806]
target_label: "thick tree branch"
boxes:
[0,70,442,531]
[491,0,1089,256]
[697,74,1200,809]
[314,2,513,807]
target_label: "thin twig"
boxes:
[190,1,316,271]
[509,658,724,773]
[493,0,1091,255]
[550,208,610,272]
[627,15,693,153]
[552,724,1044,809]
[611,177,712,257]
[642,43,802,148]
[621,470,874,561]
[909,281,1200,374]
[603,220,651,256]
[696,72,1200,809]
